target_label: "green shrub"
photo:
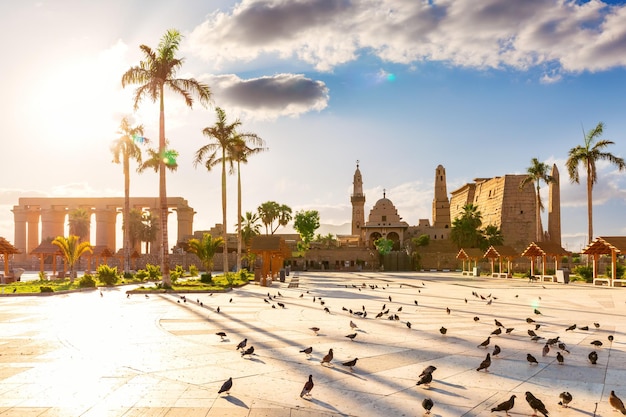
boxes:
[606,263,625,278]
[574,265,593,283]
[97,264,120,286]
[189,264,199,277]
[200,273,212,284]
[40,286,54,293]
[135,269,149,280]
[145,264,161,280]
[170,265,185,283]
[78,274,97,288]
[38,271,47,281]
[123,271,133,279]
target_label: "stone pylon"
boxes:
[548,163,561,246]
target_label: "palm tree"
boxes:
[194,107,243,274]
[231,136,266,271]
[111,117,145,273]
[186,233,224,277]
[276,204,293,233]
[239,211,262,247]
[519,158,555,242]
[566,122,626,244]
[52,235,92,282]
[140,212,159,254]
[68,208,90,242]
[126,208,145,251]
[122,28,211,287]
[258,201,280,235]
[450,203,483,248]
[482,224,504,250]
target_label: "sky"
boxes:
[2,0,626,254]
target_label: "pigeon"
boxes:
[556,352,564,364]
[277,302,285,308]
[300,375,314,398]
[495,319,504,327]
[300,346,313,356]
[526,318,535,324]
[229,298,232,303]
[535,324,541,330]
[558,391,572,407]
[590,340,603,347]
[350,320,358,329]
[534,308,542,315]
[474,316,480,322]
[236,338,247,350]
[525,391,549,417]
[216,306,221,313]
[218,377,232,395]
[342,358,358,371]
[216,332,227,340]
[491,394,516,415]
[565,324,576,331]
[594,322,600,328]
[440,326,447,335]
[505,327,514,334]
[491,328,502,336]
[375,312,383,319]
[324,307,330,314]
[419,365,437,377]
[446,307,451,314]
[542,344,550,357]
[579,325,589,331]
[609,335,615,342]
[493,345,501,357]
[310,327,320,335]
[528,329,538,338]
[416,371,433,387]
[398,306,403,312]
[346,333,357,341]
[422,398,434,414]
[477,353,491,372]
[527,354,538,365]
[478,337,491,348]
[588,350,598,365]
[321,348,334,366]
[406,321,412,329]
[241,346,254,357]
[609,390,626,414]
[557,342,570,353]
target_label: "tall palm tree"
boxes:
[126,208,145,251]
[111,117,145,273]
[52,235,92,282]
[276,204,293,233]
[231,136,266,271]
[194,107,244,274]
[239,211,262,247]
[122,28,211,287]
[519,158,555,242]
[68,208,90,242]
[258,201,280,235]
[566,122,625,244]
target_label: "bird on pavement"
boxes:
[493,345,501,357]
[526,317,535,324]
[321,348,334,366]
[474,316,480,322]
[236,338,247,351]
[300,375,314,398]
[477,353,491,372]
[218,377,232,395]
[609,335,615,342]
[542,344,550,357]
[440,326,447,335]
[491,327,502,336]
[591,340,603,347]
[350,320,358,329]
[527,354,539,365]
[505,327,514,334]
[324,307,330,314]
[556,352,564,364]
[528,329,538,338]
[241,346,254,357]
[558,391,572,408]
[589,351,598,365]
[406,321,412,329]
[416,371,433,387]
[345,333,357,341]
[534,308,542,315]
[525,391,549,417]
[419,365,437,378]
[565,324,576,331]
[609,390,626,414]
[342,358,358,371]
[216,332,227,340]
[300,346,313,356]
[495,319,504,327]
[310,327,320,335]
[491,394,516,415]
[558,342,570,353]
[422,398,434,414]
[579,325,589,331]
[478,337,491,348]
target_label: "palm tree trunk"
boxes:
[123,154,131,274]
[221,156,228,274]
[587,165,593,244]
[159,91,171,287]
[236,161,242,272]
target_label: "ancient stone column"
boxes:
[40,206,67,241]
[12,206,28,262]
[176,205,195,243]
[95,207,117,250]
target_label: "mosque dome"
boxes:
[365,194,408,227]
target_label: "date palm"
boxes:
[519,158,554,242]
[68,208,91,242]
[122,28,211,287]
[231,136,266,271]
[186,233,224,277]
[111,117,145,273]
[194,107,246,274]
[52,235,92,282]
[566,122,625,243]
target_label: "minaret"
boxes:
[432,165,451,228]
[548,163,561,246]
[351,161,366,240]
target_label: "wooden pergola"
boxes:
[582,236,626,287]
[249,235,291,286]
[521,241,569,282]
[0,237,20,282]
[484,245,518,278]
[456,248,485,276]
[89,246,115,272]
[114,249,141,271]
[30,241,63,277]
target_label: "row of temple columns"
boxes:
[11,198,195,262]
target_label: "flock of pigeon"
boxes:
[162,276,624,416]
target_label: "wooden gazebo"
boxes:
[521,241,569,282]
[30,241,63,278]
[89,246,115,271]
[582,236,626,287]
[249,235,291,285]
[456,248,485,276]
[0,237,20,282]
[484,245,518,278]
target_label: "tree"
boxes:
[194,107,246,274]
[294,210,321,250]
[111,117,146,273]
[140,212,159,254]
[566,122,626,244]
[519,157,554,242]
[315,233,338,249]
[276,204,293,233]
[258,201,280,235]
[122,28,211,287]
[68,208,90,242]
[481,225,504,250]
[239,211,261,247]
[374,237,394,270]
[450,204,483,248]
[52,235,92,282]
[126,208,145,250]
[186,233,224,277]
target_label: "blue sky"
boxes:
[2,0,626,253]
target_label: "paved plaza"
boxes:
[0,271,625,416]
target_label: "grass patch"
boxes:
[132,272,253,293]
